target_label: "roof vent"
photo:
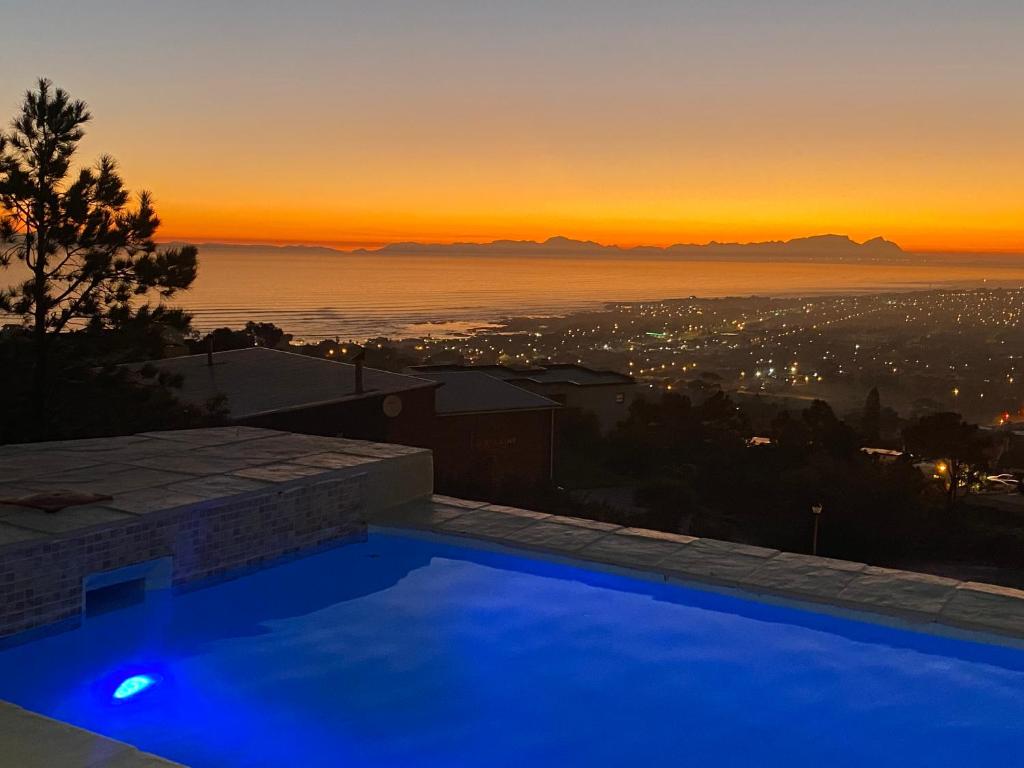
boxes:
[352,347,366,394]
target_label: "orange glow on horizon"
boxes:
[154,215,1024,255]
[141,148,1024,254]
[9,3,1024,257]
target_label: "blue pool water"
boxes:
[1,533,1023,767]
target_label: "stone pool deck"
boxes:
[0,701,184,767]
[0,427,432,642]
[378,495,1024,644]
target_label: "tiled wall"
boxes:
[0,475,366,641]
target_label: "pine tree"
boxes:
[862,386,881,444]
[903,412,989,509]
[0,79,197,416]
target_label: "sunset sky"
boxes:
[5,1,1024,252]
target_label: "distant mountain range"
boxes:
[174,234,910,262]
[355,234,906,260]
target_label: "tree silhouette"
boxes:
[903,411,989,509]
[0,79,197,415]
[862,386,881,444]
[802,399,857,456]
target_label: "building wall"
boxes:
[431,409,554,495]
[240,386,436,448]
[513,381,639,432]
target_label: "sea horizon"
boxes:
[175,244,1024,341]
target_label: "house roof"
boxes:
[411,363,634,387]
[508,364,635,386]
[416,371,560,415]
[128,347,437,419]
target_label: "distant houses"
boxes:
[129,347,438,447]
[129,349,638,496]
[411,362,639,432]
[416,371,560,492]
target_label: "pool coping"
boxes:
[0,427,434,643]
[374,495,1024,649]
[0,700,185,767]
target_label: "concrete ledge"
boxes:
[0,429,433,642]
[0,701,184,767]
[377,497,1024,645]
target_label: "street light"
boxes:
[811,503,823,556]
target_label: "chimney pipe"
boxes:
[353,347,366,394]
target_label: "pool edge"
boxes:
[0,699,185,767]
[372,496,1024,651]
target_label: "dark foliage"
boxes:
[903,411,992,508]
[544,390,1024,579]
[0,79,198,417]
[861,386,882,444]
[0,79,213,442]
[0,327,227,443]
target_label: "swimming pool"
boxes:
[1,532,1022,767]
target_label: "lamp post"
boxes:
[811,502,823,556]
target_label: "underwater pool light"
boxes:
[113,674,159,700]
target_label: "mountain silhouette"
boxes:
[168,234,908,262]
[362,233,906,260]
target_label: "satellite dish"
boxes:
[382,394,403,418]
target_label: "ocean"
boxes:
[180,245,1024,341]
[5,244,1024,341]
